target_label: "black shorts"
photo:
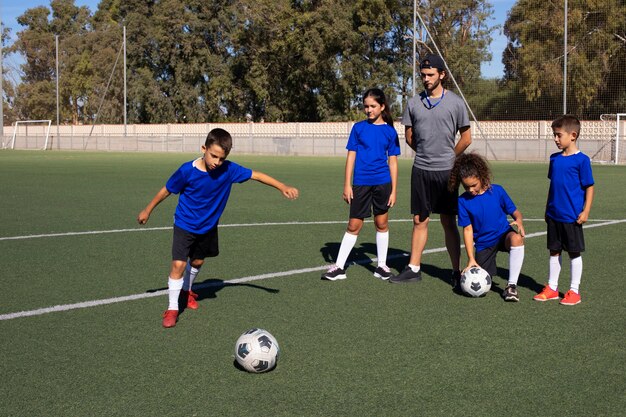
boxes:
[475,229,513,278]
[172,225,219,261]
[349,183,392,219]
[410,166,457,220]
[546,217,585,253]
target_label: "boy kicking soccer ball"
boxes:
[138,128,299,328]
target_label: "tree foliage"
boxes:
[6,0,497,123]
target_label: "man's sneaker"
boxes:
[389,266,422,284]
[503,284,519,302]
[162,310,178,328]
[452,270,462,292]
[533,285,560,301]
[560,290,581,306]
[321,265,347,281]
[373,265,393,280]
[182,290,199,310]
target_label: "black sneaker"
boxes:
[452,270,462,292]
[373,265,393,280]
[321,265,347,281]
[503,284,519,302]
[389,266,422,284]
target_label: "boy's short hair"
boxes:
[205,128,233,155]
[551,114,581,136]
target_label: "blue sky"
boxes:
[2,0,515,79]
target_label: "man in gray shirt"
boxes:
[390,54,471,288]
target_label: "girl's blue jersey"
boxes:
[458,184,517,252]
[166,159,252,234]
[346,120,401,186]
[546,151,594,223]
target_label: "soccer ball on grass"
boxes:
[234,328,280,373]
[460,266,492,297]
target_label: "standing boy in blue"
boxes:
[534,115,594,306]
[138,128,299,328]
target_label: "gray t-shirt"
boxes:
[401,90,470,171]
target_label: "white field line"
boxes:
[0,218,620,241]
[0,219,624,321]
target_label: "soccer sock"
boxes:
[183,263,201,291]
[336,232,358,269]
[570,256,583,293]
[376,231,389,267]
[408,264,420,273]
[548,255,561,291]
[508,245,524,286]
[167,277,183,310]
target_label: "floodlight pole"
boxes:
[56,35,60,148]
[1,23,4,140]
[563,0,568,114]
[412,0,417,97]
[123,26,127,136]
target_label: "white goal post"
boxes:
[6,120,52,150]
[599,113,625,164]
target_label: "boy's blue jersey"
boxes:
[346,120,401,186]
[166,159,252,234]
[546,151,594,223]
[458,184,517,252]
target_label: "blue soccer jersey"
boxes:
[346,120,401,186]
[166,159,252,234]
[458,184,517,252]
[546,151,594,223]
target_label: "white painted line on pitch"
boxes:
[0,218,620,241]
[1,219,624,321]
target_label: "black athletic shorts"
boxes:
[546,217,585,253]
[475,229,514,278]
[349,183,392,219]
[172,224,219,261]
[410,166,457,220]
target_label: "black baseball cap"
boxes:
[420,54,445,70]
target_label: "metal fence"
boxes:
[2,120,624,164]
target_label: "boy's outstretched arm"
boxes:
[137,186,171,224]
[251,171,299,200]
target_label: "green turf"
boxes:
[0,150,624,416]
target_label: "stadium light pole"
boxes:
[412,0,416,97]
[123,26,127,136]
[56,35,60,148]
[563,0,568,114]
[1,22,4,140]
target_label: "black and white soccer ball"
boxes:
[234,328,280,373]
[461,266,492,297]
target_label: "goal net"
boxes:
[592,114,626,164]
[5,120,52,150]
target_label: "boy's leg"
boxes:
[569,253,582,293]
[548,252,562,290]
[163,259,186,328]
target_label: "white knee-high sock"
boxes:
[508,245,524,286]
[548,255,561,291]
[183,263,200,291]
[168,277,184,310]
[376,231,389,267]
[570,256,583,293]
[336,232,358,269]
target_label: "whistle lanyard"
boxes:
[424,89,445,109]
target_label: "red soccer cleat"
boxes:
[162,310,179,328]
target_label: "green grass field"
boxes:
[1,150,624,417]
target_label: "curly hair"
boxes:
[448,152,492,192]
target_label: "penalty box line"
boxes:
[0,219,624,321]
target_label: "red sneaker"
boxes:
[533,285,560,301]
[560,290,581,306]
[162,310,178,328]
[182,290,199,310]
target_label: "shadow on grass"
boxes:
[147,279,279,314]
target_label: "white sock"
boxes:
[408,264,420,273]
[376,231,389,267]
[168,277,183,310]
[570,256,583,293]
[508,245,524,286]
[548,255,561,291]
[336,232,358,269]
[183,263,200,291]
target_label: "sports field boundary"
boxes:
[1,219,624,321]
